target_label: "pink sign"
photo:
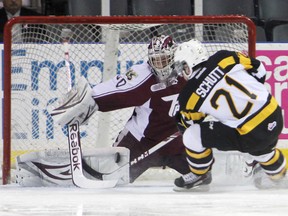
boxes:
[256,50,288,139]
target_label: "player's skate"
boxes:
[252,162,288,189]
[173,171,212,192]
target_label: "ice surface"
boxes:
[1,178,288,216]
[1,152,287,216]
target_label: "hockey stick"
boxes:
[61,29,117,188]
[68,122,118,188]
[82,131,181,180]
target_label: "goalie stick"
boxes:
[61,29,117,188]
[82,131,181,181]
[67,122,118,188]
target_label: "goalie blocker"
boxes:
[15,147,130,187]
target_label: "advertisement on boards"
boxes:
[0,43,287,149]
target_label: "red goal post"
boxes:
[2,15,256,184]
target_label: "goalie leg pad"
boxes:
[83,147,130,185]
[16,150,74,187]
[15,147,130,187]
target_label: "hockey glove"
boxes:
[50,76,98,127]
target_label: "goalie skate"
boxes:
[173,171,212,192]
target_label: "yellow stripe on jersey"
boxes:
[237,52,253,70]
[237,96,278,135]
[260,149,280,166]
[181,111,206,121]
[186,93,200,110]
[185,148,212,159]
[218,56,235,69]
[218,53,254,71]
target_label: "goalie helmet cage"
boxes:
[2,15,256,184]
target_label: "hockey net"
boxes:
[2,16,256,184]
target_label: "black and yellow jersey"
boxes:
[178,50,278,135]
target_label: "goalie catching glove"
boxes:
[50,76,98,127]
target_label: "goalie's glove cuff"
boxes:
[50,76,98,127]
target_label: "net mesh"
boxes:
[4,16,254,174]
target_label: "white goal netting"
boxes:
[2,16,255,183]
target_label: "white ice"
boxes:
[1,180,288,216]
[1,152,287,216]
[1,172,288,216]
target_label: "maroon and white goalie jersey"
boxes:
[92,62,186,143]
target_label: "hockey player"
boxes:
[172,39,286,191]
[16,35,191,186]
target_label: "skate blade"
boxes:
[173,184,210,192]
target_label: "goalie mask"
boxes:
[174,39,209,80]
[148,35,177,82]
